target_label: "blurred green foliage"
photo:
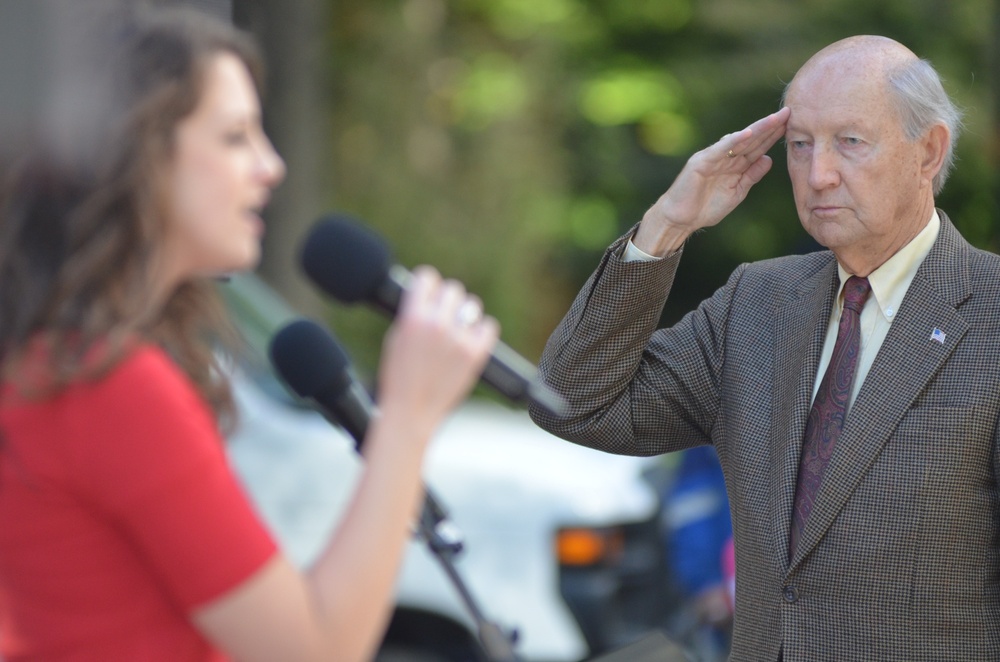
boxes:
[317,0,999,378]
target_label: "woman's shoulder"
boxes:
[107,342,182,383]
[87,342,204,412]
[3,340,177,408]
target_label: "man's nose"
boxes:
[808,145,841,190]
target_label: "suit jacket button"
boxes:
[783,586,799,603]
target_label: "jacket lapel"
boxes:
[771,257,839,570]
[787,213,972,570]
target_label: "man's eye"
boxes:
[841,136,862,146]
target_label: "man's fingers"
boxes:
[724,107,790,161]
[743,154,774,187]
[718,128,752,160]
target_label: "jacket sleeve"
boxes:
[530,231,746,458]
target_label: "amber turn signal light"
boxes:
[555,527,624,566]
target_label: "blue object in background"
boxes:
[662,445,732,597]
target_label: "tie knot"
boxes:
[843,276,871,313]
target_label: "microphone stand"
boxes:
[415,490,522,662]
[323,397,522,660]
[272,333,523,662]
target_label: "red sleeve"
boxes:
[64,346,277,609]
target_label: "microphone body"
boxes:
[301,215,566,415]
[319,375,374,448]
[269,318,458,543]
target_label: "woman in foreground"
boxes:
[0,7,497,661]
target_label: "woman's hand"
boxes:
[376,266,499,438]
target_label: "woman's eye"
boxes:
[224,131,249,145]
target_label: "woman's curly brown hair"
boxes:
[0,6,266,432]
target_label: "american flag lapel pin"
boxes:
[930,328,946,344]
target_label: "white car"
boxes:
[222,274,673,662]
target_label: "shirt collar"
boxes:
[835,210,940,321]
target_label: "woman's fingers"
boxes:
[380,267,499,426]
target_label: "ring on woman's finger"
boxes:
[456,300,482,327]
[727,149,737,158]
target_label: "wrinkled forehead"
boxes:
[784,49,906,134]
[788,51,880,101]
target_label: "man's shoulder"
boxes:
[935,209,1000,275]
[964,247,1000,304]
[936,215,1000,279]
[733,250,835,291]
[966,243,1000,272]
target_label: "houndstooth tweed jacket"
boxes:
[530,212,1000,661]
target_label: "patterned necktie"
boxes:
[789,275,871,559]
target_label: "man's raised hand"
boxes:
[633,106,790,256]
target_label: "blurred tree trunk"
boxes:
[234,0,331,317]
[11,0,330,318]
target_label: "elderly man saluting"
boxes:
[530,35,1000,661]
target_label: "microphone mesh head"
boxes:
[300,214,391,303]
[269,319,351,399]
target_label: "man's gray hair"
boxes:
[887,58,963,195]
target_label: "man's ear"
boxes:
[920,123,949,184]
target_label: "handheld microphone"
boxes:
[299,213,566,415]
